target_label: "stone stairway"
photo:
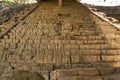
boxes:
[50,68,120,80]
[0,0,120,80]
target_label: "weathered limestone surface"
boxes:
[0,0,120,80]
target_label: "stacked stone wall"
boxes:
[95,6,120,22]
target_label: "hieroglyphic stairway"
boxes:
[0,0,120,80]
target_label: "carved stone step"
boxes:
[50,68,120,80]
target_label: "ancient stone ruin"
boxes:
[0,0,120,80]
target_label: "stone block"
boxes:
[78,68,99,76]
[99,68,115,75]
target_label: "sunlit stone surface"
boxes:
[0,0,120,80]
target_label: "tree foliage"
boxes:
[0,0,33,4]
[0,0,14,5]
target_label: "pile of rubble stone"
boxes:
[0,3,27,25]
